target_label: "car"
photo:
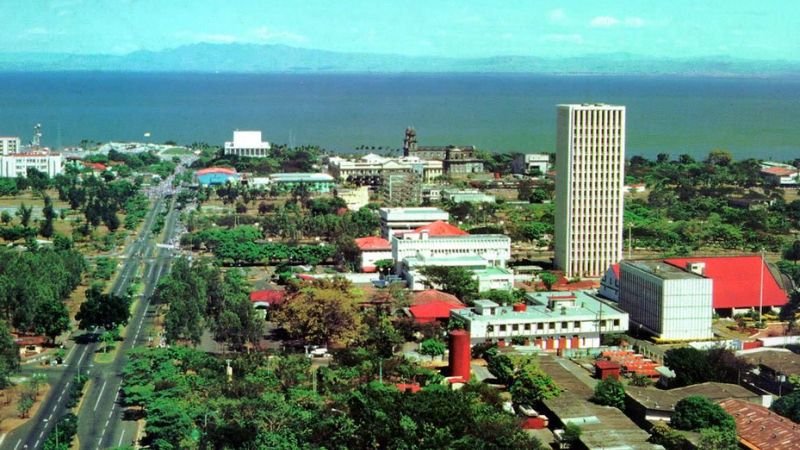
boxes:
[308,347,331,358]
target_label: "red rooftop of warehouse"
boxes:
[664,256,788,309]
[762,166,797,177]
[354,236,391,251]
[196,167,237,175]
[413,220,469,236]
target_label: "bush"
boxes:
[592,377,626,409]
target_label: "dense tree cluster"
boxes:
[182,226,336,265]
[190,144,323,174]
[671,396,737,450]
[0,248,86,342]
[626,151,797,253]
[154,258,260,349]
[122,346,542,450]
[662,347,751,388]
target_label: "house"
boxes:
[761,162,799,187]
[719,398,800,450]
[402,254,515,292]
[626,382,766,424]
[738,348,800,395]
[268,173,335,193]
[250,290,285,318]
[406,290,467,323]
[354,236,392,273]
[440,189,496,204]
[512,153,550,177]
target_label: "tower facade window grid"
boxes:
[555,104,625,278]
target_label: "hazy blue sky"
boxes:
[4,0,798,60]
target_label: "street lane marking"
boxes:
[13,438,20,450]
[94,381,107,411]
[118,429,126,448]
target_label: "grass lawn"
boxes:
[161,147,193,155]
[94,348,116,364]
[0,189,70,210]
[0,382,52,435]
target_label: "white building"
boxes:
[0,135,63,178]
[451,291,629,347]
[761,162,799,187]
[554,103,626,278]
[598,264,620,302]
[379,207,449,238]
[441,189,496,204]
[354,237,392,273]
[618,260,713,341]
[402,254,515,292]
[224,131,271,157]
[0,137,21,155]
[513,153,551,176]
[328,154,443,184]
[391,225,511,271]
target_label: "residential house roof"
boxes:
[664,256,789,309]
[719,398,800,450]
[249,290,285,306]
[354,236,391,251]
[409,301,466,323]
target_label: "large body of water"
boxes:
[0,72,798,161]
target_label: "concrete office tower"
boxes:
[554,104,626,278]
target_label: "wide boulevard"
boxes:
[3,176,184,450]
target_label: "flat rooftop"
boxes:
[627,382,761,412]
[622,260,705,280]
[453,290,627,322]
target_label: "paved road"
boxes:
[2,187,171,450]
[86,194,181,450]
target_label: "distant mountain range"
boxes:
[1,43,799,76]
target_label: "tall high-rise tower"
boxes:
[554,104,626,278]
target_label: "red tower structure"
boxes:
[449,329,471,381]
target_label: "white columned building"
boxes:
[224,131,271,158]
[554,104,626,278]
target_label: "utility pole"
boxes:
[759,248,765,320]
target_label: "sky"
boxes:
[3,0,799,61]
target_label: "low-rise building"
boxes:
[451,291,629,348]
[719,399,800,450]
[598,264,620,301]
[738,348,800,395]
[407,290,466,324]
[626,382,765,424]
[224,130,271,158]
[761,161,799,187]
[512,153,550,176]
[618,260,713,341]
[402,128,484,174]
[379,207,449,238]
[269,173,335,193]
[328,153,443,184]
[381,172,421,206]
[354,236,392,273]
[0,151,63,178]
[402,254,514,292]
[441,189,496,204]
[0,136,21,155]
[195,167,240,186]
[391,223,510,270]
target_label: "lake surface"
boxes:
[0,72,798,160]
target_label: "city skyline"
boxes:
[2,1,798,62]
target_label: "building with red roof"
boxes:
[249,290,285,308]
[354,236,392,273]
[412,220,469,237]
[412,289,463,307]
[664,256,788,313]
[408,300,466,324]
[761,164,799,187]
[719,398,800,450]
[195,167,241,186]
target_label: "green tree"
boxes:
[592,377,626,409]
[510,365,561,404]
[419,339,446,360]
[698,427,738,450]
[16,203,33,227]
[100,330,116,353]
[0,320,19,388]
[34,297,71,344]
[40,195,55,238]
[539,271,558,290]
[562,423,582,447]
[0,210,10,224]
[663,347,712,387]
[75,285,132,331]
[771,390,800,422]
[273,278,364,346]
[483,348,515,385]
[419,266,479,303]
[672,396,735,432]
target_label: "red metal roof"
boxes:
[249,290,285,305]
[409,301,466,323]
[719,399,800,450]
[413,220,469,236]
[762,166,797,177]
[83,162,107,171]
[611,263,620,278]
[354,236,391,251]
[196,167,237,176]
[664,256,788,309]
[412,289,463,307]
